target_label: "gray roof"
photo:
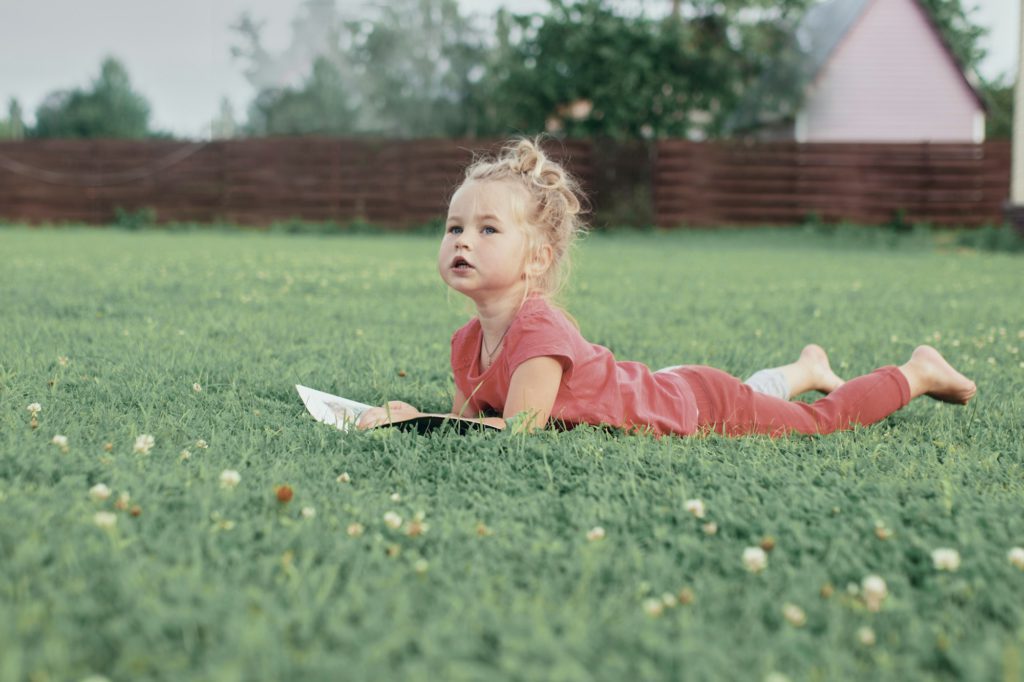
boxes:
[797,0,872,82]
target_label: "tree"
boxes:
[211,97,238,139]
[246,58,355,136]
[983,80,1013,140]
[31,57,152,139]
[917,0,987,72]
[0,98,25,140]
[233,0,489,137]
[482,0,809,139]
[343,0,490,136]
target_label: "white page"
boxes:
[295,384,373,432]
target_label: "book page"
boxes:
[295,384,372,432]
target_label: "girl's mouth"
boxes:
[452,256,473,270]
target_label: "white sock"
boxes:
[744,369,790,400]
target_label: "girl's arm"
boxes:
[362,385,475,425]
[357,356,562,432]
[503,356,564,432]
[356,396,507,431]
[451,385,471,417]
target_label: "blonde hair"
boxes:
[460,137,587,299]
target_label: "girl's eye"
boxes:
[448,226,462,234]
[482,226,497,235]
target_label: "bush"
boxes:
[112,206,157,230]
[955,224,1024,253]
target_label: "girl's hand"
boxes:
[357,401,420,429]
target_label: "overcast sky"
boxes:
[0,0,1017,138]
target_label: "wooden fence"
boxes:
[654,140,1011,227]
[0,138,1010,228]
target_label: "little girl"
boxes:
[359,139,976,436]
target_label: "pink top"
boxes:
[450,296,699,435]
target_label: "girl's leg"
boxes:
[743,344,846,399]
[683,345,974,437]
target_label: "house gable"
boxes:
[798,0,985,141]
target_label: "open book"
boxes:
[295,385,501,435]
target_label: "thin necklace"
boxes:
[481,323,512,363]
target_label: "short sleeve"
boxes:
[450,326,472,373]
[449,321,479,403]
[504,307,577,380]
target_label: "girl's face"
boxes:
[438,180,534,302]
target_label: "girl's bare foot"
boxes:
[774,344,846,397]
[799,344,845,394]
[900,345,977,404]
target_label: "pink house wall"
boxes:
[799,0,984,142]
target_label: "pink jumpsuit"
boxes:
[677,365,911,437]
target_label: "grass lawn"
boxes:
[1,226,1022,681]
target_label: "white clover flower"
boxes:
[701,522,718,536]
[586,526,606,542]
[88,483,111,502]
[642,598,664,617]
[389,492,402,502]
[742,546,768,573]
[195,439,208,449]
[661,592,678,608]
[301,506,316,519]
[857,626,877,647]
[346,522,365,537]
[862,574,887,600]
[193,382,202,392]
[93,511,117,529]
[413,558,429,574]
[133,434,155,455]
[932,548,961,571]
[782,603,806,627]
[684,498,706,519]
[179,449,191,461]
[52,434,69,448]
[1009,547,1024,570]
[336,472,351,484]
[383,511,402,529]
[862,574,888,612]
[27,403,42,415]
[219,469,241,489]
[57,356,69,367]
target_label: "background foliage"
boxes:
[29,58,158,140]
[3,0,1010,140]
[230,0,1003,140]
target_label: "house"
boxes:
[734,0,987,142]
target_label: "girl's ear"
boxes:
[527,244,553,278]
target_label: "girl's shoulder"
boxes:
[517,296,575,330]
[511,296,582,347]
[451,315,480,345]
